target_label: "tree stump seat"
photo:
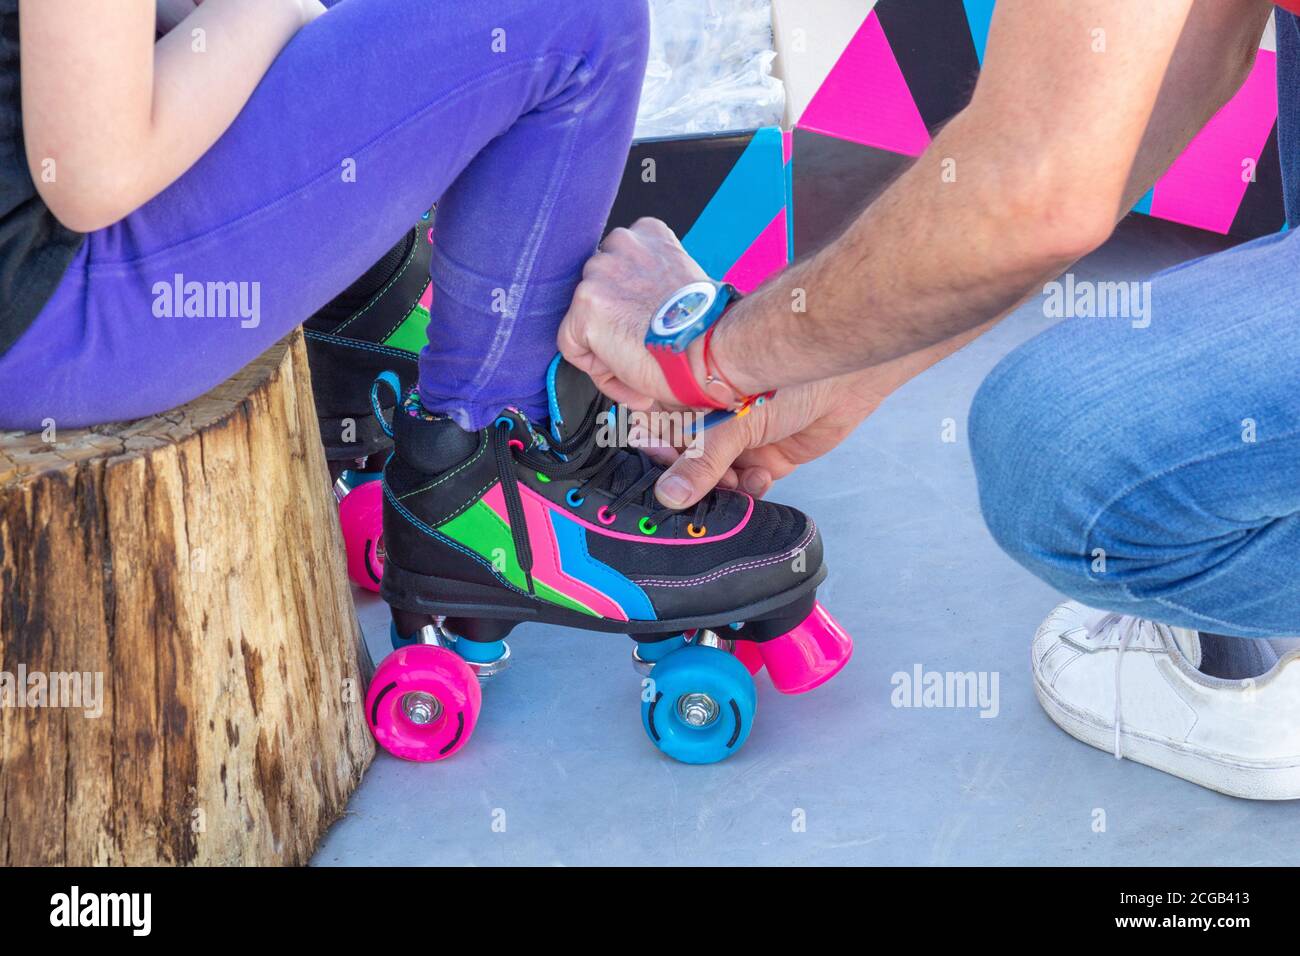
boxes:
[0,331,374,866]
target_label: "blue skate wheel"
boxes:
[641,644,756,764]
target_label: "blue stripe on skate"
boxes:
[549,512,656,622]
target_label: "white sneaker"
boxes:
[1032,601,1300,800]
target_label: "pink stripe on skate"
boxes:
[797,11,931,156]
[419,282,433,310]
[724,208,789,293]
[518,483,753,545]
[482,485,629,620]
[1149,51,1278,234]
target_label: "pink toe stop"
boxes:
[732,639,765,676]
[757,601,854,695]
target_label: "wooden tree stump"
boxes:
[0,331,374,866]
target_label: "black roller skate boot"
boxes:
[306,211,434,591]
[364,355,853,764]
[306,214,435,464]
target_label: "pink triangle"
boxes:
[724,208,789,293]
[1150,50,1278,234]
[797,11,931,156]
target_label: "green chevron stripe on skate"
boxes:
[382,300,431,354]
[438,499,597,616]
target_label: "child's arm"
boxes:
[21,0,323,233]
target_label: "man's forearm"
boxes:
[837,315,1003,420]
[710,0,1268,399]
[713,110,1083,396]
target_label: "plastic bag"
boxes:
[635,0,786,138]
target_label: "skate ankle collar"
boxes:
[369,370,404,439]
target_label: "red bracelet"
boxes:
[703,324,770,410]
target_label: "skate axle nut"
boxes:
[402,692,442,725]
[676,693,721,728]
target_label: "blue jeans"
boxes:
[0,0,648,430]
[969,11,1300,638]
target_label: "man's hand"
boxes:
[640,316,1012,508]
[642,373,884,509]
[559,218,708,410]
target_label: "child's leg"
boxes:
[0,0,648,429]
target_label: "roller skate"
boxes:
[363,355,853,765]
[304,211,435,591]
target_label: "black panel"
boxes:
[604,131,752,238]
[1230,123,1288,238]
[791,128,912,258]
[874,0,981,132]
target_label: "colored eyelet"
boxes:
[596,506,617,525]
[638,517,658,536]
[508,438,524,452]
[427,227,435,244]
[494,416,514,431]
[686,523,707,538]
[566,488,585,508]
[421,210,431,220]
[535,472,551,483]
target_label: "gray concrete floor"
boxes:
[314,217,1297,866]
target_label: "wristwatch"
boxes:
[644,279,740,409]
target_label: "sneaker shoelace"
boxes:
[490,395,715,595]
[1084,613,1179,760]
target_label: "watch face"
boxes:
[651,282,717,338]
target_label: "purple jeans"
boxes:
[0,0,648,430]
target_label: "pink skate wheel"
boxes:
[758,601,854,695]
[366,644,481,761]
[732,639,765,676]
[338,479,384,591]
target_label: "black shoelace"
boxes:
[491,396,715,595]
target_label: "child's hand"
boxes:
[156,0,201,34]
